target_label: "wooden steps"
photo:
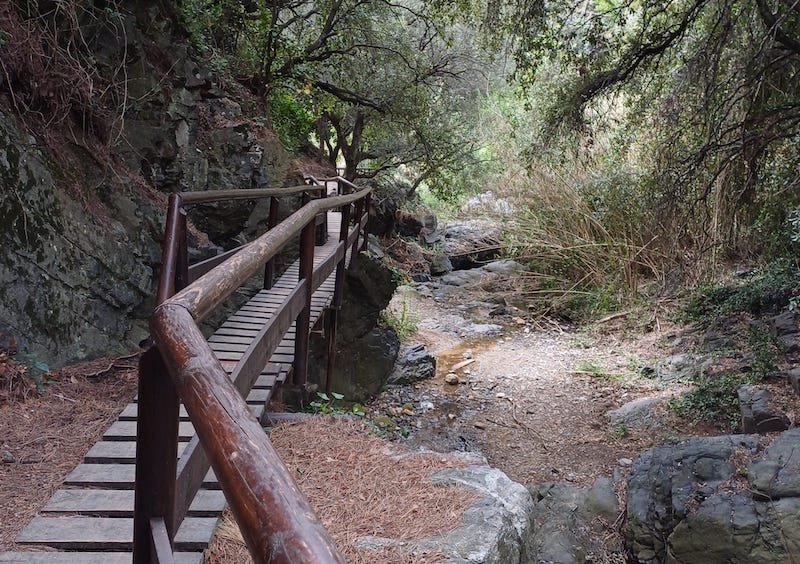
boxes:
[7,211,350,562]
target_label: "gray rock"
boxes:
[606,397,666,430]
[307,254,399,402]
[430,254,454,275]
[654,353,705,383]
[444,221,501,270]
[626,434,760,563]
[777,332,799,353]
[787,367,800,395]
[0,110,154,366]
[441,269,487,287]
[425,465,535,563]
[737,385,790,434]
[748,428,800,499]
[770,311,798,336]
[625,431,800,563]
[356,463,534,563]
[389,344,436,384]
[470,324,504,337]
[481,260,524,275]
[460,192,515,215]
[528,478,623,563]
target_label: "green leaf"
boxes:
[331,392,344,400]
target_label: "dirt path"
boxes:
[373,287,695,487]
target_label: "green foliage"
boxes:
[612,424,629,440]
[669,371,753,432]
[669,327,779,431]
[381,300,418,342]
[682,261,800,323]
[266,88,315,152]
[307,391,366,418]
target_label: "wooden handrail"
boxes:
[139,186,371,563]
[163,189,369,322]
[178,184,325,205]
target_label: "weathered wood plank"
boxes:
[119,403,265,421]
[105,421,195,441]
[84,442,189,464]
[17,517,218,551]
[65,465,218,489]
[42,489,225,517]
[0,552,202,564]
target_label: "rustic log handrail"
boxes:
[135,182,371,564]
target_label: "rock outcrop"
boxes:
[358,459,535,563]
[0,110,157,365]
[308,254,399,401]
[0,7,303,365]
[626,430,800,563]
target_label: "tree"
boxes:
[497,0,800,255]
[181,0,489,188]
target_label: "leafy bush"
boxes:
[682,261,800,323]
[669,372,750,432]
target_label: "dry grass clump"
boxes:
[0,352,34,404]
[204,417,478,563]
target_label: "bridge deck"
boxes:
[3,212,347,563]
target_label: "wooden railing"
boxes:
[133,177,371,563]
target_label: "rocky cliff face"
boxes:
[0,110,157,364]
[0,7,296,366]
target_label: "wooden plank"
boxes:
[212,327,259,338]
[253,374,277,389]
[42,489,226,518]
[17,517,218,551]
[209,342,294,355]
[223,315,269,326]
[105,421,195,441]
[65,465,218,489]
[246,388,272,404]
[213,351,295,365]
[85,442,189,464]
[119,403,264,421]
[0,553,202,564]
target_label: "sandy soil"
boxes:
[373,287,711,487]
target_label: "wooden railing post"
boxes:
[324,201,352,394]
[133,346,179,564]
[293,220,316,394]
[351,198,364,259]
[263,196,280,289]
[157,194,184,305]
[176,208,189,292]
[361,191,372,252]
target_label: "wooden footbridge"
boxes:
[1,178,371,563]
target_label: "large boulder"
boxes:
[626,431,800,563]
[389,344,436,385]
[358,461,535,563]
[737,385,790,433]
[308,253,399,401]
[443,220,502,270]
[528,478,624,563]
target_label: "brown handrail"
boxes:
[178,184,325,205]
[166,189,367,322]
[137,185,371,563]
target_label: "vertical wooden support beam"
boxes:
[176,209,189,292]
[156,194,184,305]
[351,198,364,260]
[361,191,372,252]
[264,196,280,290]
[133,347,179,564]
[293,221,316,392]
[324,202,351,394]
